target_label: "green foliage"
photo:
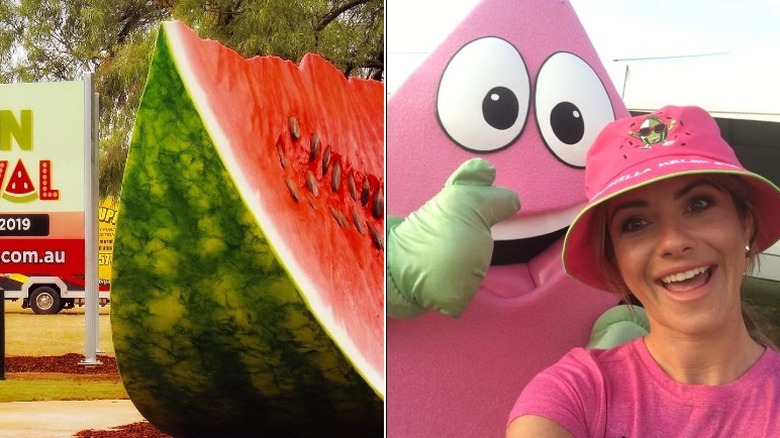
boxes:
[0,0,383,197]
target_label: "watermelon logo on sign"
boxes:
[0,109,60,203]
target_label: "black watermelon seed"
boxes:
[329,206,348,228]
[352,209,364,234]
[367,222,383,251]
[305,170,318,197]
[348,173,357,201]
[322,146,331,176]
[275,135,286,169]
[289,116,300,141]
[331,158,342,192]
[285,177,299,202]
[361,177,370,206]
[309,132,320,162]
[372,188,383,220]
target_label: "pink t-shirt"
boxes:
[508,338,780,437]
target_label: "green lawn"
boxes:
[3,300,113,357]
[0,378,127,403]
[743,276,780,347]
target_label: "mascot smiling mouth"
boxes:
[492,228,567,265]
[490,203,582,264]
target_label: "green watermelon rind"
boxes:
[112,24,381,437]
[1,192,37,203]
[164,20,383,396]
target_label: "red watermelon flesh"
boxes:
[167,20,384,389]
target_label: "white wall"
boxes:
[754,241,780,282]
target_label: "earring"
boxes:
[745,244,751,257]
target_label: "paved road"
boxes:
[0,399,145,437]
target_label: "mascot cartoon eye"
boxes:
[436,37,530,153]
[535,52,615,168]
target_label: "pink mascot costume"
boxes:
[387,0,632,436]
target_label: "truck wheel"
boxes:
[30,286,61,315]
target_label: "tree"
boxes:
[0,0,384,197]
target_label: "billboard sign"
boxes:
[0,80,88,277]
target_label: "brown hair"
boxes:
[592,174,776,349]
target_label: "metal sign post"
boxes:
[80,74,101,366]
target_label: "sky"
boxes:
[386,0,780,96]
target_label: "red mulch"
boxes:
[4,353,118,374]
[3,354,172,437]
[73,421,171,437]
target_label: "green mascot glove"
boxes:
[586,305,650,350]
[387,158,520,319]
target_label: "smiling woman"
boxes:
[604,176,759,347]
[507,106,780,438]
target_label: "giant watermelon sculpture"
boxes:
[111,20,384,437]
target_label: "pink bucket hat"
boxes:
[563,105,780,291]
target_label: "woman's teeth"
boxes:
[661,266,710,285]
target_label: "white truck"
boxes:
[1,273,111,314]
[1,198,117,314]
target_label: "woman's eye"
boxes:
[688,197,712,213]
[621,217,648,233]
